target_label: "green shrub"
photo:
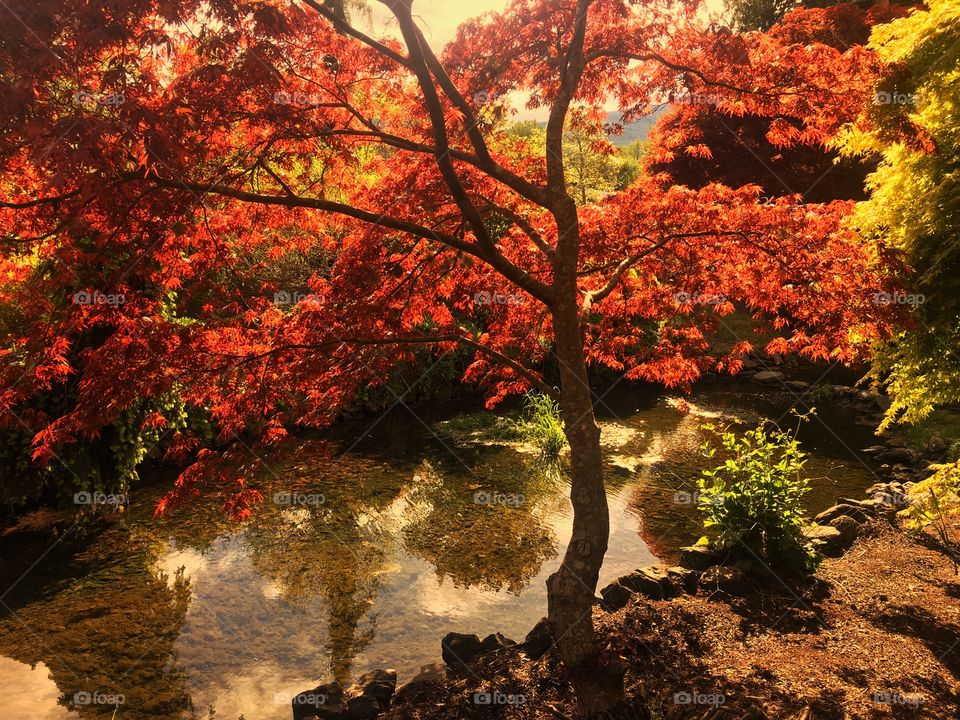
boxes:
[513,392,567,459]
[697,415,818,574]
[900,461,960,572]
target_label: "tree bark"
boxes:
[546,198,626,716]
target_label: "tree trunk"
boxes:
[546,298,626,717]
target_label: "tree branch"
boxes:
[215,332,559,400]
[580,230,758,316]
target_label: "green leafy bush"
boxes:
[900,461,960,572]
[697,416,817,574]
[513,392,567,459]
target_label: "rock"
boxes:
[741,357,759,370]
[522,618,554,660]
[828,515,861,547]
[868,496,901,514]
[679,545,721,571]
[441,632,482,667]
[785,380,811,391]
[619,565,675,599]
[353,669,396,708]
[699,565,748,595]
[924,436,949,456]
[394,664,447,701]
[346,695,381,720]
[292,682,345,720]
[478,632,516,654]
[863,445,887,455]
[665,565,698,594]
[884,446,917,464]
[833,385,858,397]
[802,524,845,556]
[599,580,634,611]
[815,503,873,525]
[866,482,908,509]
[839,497,897,516]
[752,370,785,385]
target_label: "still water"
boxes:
[0,380,882,719]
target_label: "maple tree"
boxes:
[646,2,911,202]
[0,0,908,714]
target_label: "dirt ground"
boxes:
[385,522,960,720]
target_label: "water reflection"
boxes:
[0,381,882,719]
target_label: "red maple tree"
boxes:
[0,0,906,714]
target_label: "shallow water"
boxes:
[0,379,883,719]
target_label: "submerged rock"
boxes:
[752,370,785,384]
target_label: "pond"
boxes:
[0,378,884,719]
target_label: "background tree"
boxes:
[837,0,960,429]
[0,0,902,714]
[647,3,909,202]
[725,0,800,31]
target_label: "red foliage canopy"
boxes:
[0,0,907,516]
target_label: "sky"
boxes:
[367,0,730,48]
[363,0,730,120]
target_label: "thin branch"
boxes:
[215,332,559,400]
[580,230,758,315]
[0,189,82,209]
[545,0,593,192]
[129,172,552,302]
[301,0,411,68]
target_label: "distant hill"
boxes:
[605,106,668,146]
[515,105,668,146]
